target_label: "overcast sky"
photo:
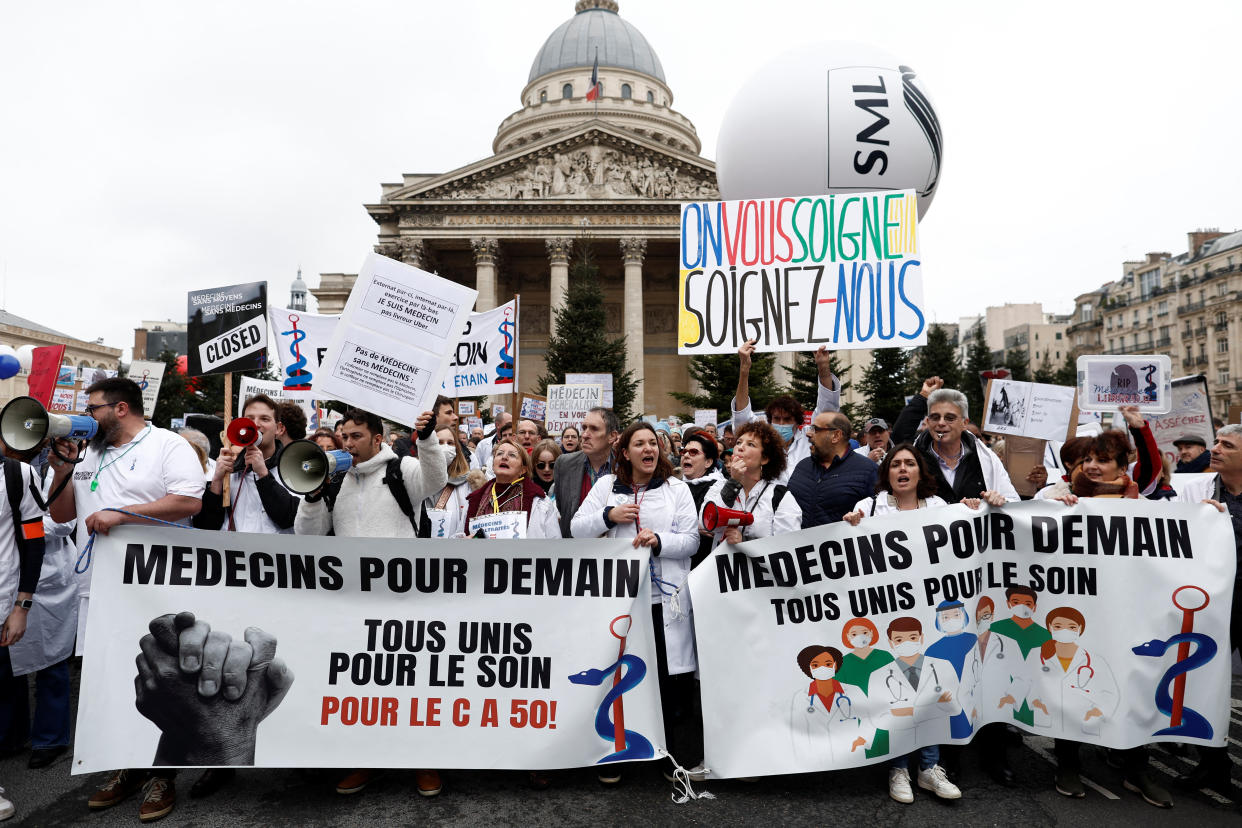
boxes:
[2,0,1238,359]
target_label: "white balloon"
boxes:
[716,41,943,220]
[0,345,14,360]
[14,345,34,371]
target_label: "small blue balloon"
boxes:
[0,355,20,380]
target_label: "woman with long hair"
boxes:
[571,421,701,783]
[421,427,471,538]
[531,439,560,498]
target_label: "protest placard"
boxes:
[565,373,613,409]
[458,401,476,416]
[491,404,506,418]
[316,254,476,425]
[26,345,66,407]
[57,363,75,386]
[237,376,316,422]
[1077,354,1171,414]
[518,394,547,424]
[544,385,601,436]
[269,307,338,395]
[694,410,717,429]
[983,379,1077,442]
[443,301,518,396]
[690,499,1234,777]
[678,190,926,354]
[73,527,664,772]
[126,360,166,416]
[187,282,268,376]
[49,388,76,413]
[1149,375,1214,467]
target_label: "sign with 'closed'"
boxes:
[187,282,269,376]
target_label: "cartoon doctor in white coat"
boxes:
[1023,606,1117,737]
[790,644,872,763]
[866,616,961,758]
[961,596,1031,727]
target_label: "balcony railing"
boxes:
[1179,300,1206,314]
[1155,337,1172,347]
[1194,326,1208,337]
[1215,321,1229,331]
[1196,355,1209,366]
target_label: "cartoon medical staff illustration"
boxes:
[866,617,961,758]
[989,586,1050,726]
[1023,607,1117,736]
[835,616,895,758]
[790,645,873,763]
[961,596,1031,728]
[925,599,977,739]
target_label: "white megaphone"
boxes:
[0,395,98,453]
[277,439,352,494]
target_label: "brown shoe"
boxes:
[138,775,175,823]
[415,769,441,797]
[87,769,145,811]
[335,769,378,795]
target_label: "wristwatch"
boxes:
[15,599,32,610]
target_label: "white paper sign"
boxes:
[565,373,613,410]
[468,512,528,539]
[316,254,477,425]
[984,380,1076,441]
[545,384,603,436]
[126,360,166,416]
[1149,376,1215,467]
[237,375,315,422]
[694,410,718,429]
[458,401,477,416]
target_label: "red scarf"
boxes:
[465,476,547,522]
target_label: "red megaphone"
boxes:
[702,502,754,531]
[226,417,259,447]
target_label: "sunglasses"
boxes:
[535,461,554,470]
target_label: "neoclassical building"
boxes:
[312,0,718,415]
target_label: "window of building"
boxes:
[1140,269,1160,297]
[1217,311,1228,325]
[1158,299,1168,315]
[1055,332,1062,340]
[1219,281,1228,296]
[1076,334,1083,345]
[646,91,654,103]
[1218,339,1229,354]
[562,83,573,99]
[1200,289,1206,303]
[621,83,632,99]
[1219,368,1230,385]
[539,89,547,103]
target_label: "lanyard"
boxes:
[490,477,525,513]
[91,426,152,492]
[633,482,649,530]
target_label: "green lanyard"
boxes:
[92,426,152,492]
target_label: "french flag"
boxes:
[586,52,601,101]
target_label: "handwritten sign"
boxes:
[565,373,613,410]
[983,380,1077,442]
[544,384,602,437]
[694,410,718,428]
[678,190,926,353]
[1149,375,1214,467]
[518,394,547,423]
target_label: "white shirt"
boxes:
[71,427,204,525]
[224,463,301,535]
[0,462,46,623]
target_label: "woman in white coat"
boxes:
[701,421,801,546]
[1024,607,1117,737]
[789,644,873,765]
[571,421,700,782]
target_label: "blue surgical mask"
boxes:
[774,424,795,443]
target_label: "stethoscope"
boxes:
[1040,649,1094,690]
[885,663,943,702]
[806,688,857,723]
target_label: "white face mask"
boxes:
[849,633,871,648]
[1011,604,1034,619]
[1051,628,1080,644]
[940,615,965,633]
[893,640,921,658]
[810,665,835,681]
[977,618,992,634]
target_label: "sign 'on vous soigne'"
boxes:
[678,190,927,354]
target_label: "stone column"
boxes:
[546,237,573,335]
[470,237,499,311]
[398,238,426,269]
[620,238,647,416]
[775,350,796,386]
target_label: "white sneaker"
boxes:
[0,786,13,821]
[888,767,914,803]
[917,764,962,800]
[687,764,709,782]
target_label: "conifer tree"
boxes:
[1033,348,1057,384]
[1004,348,1031,383]
[787,351,857,423]
[912,325,962,391]
[856,347,913,425]
[962,325,991,426]
[670,352,780,418]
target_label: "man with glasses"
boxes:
[48,378,204,822]
[891,377,1018,504]
[788,411,878,528]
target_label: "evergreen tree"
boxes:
[912,325,962,391]
[670,352,780,418]
[1053,349,1078,387]
[962,325,991,426]
[856,347,913,425]
[786,351,857,423]
[1004,348,1030,383]
[537,246,640,423]
[150,349,224,428]
[1033,348,1057,384]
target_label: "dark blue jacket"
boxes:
[787,451,879,529]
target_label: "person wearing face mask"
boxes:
[925,601,977,741]
[865,617,961,803]
[789,645,874,764]
[832,618,893,759]
[987,586,1048,727]
[419,427,472,539]
[731,340,841,484]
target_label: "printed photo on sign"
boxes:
[984,380,1076,442]
[187,281,268,376]
[1077,354,1171,414]
[678,190,926,354]
[57,363,75,385]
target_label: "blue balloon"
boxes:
[0,355,20,380]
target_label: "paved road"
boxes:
[3,667,1240,826]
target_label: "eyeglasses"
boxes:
[808,425,839,434]
[84,401,119,415]
[535,462,554,470]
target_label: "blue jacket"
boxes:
[787,451,879,529]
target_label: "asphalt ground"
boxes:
[2,664,1240,827]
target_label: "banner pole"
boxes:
[221,372,233,507]
[511,293,520,420]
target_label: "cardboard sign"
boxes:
[544,385,602,436]
[678,190,926,353]
[491,404,506,418]
[269,307,338,396]
[983,380,1077,442]
[518,394,547,424]
[316,254,476,426]
[1077,355,1171,414]
[443,301,518,396]
[187,282,269,376]
[126,360,166,416]
[458,401,477,416]
[49,388,77,412]
[694,410,718,429]
[1149,375,1215,467]
[565,373,613,410]
[27,345,66,407]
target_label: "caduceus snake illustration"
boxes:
[568,615,654,763]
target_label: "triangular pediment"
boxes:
[376,122,718,205]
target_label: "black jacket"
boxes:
[195,447,299,531]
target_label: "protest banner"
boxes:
[268,307,338,395]
[49,388,77,413]
[237,376,316,422]
[458,401,476,417]
[1077,354,1172,414]
[187,282,268,376]
[443,301,518,397]
[126,360,167,416]
[678,190,926,354]
[518,394,547,424]
[690,499,1234,778]
[544,385,601,437]
[317,254,477,425]
[983,379,1077,442]
[57,363,76,385]
[694,410,717,429]
[73,527,664,772]
[565,373,613,410]
[1149,375,1214,467]
[26,345,66,407]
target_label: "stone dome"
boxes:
[528,0,665,84]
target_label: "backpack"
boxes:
[322,457,418,533]
[4,458,41,556]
